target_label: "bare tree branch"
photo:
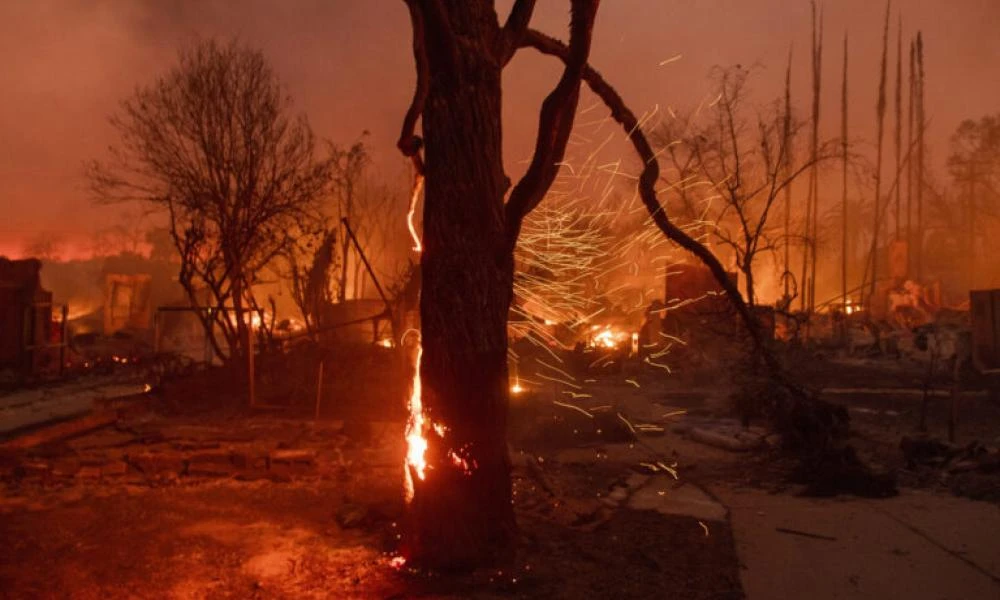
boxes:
[497,0,537,65]
[519,28,772,366]
[398,0,429,175]
[88,39,332,367]
[504,0,600,246]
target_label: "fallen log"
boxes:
[0,409,119,452]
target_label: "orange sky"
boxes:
[2,0,998,258]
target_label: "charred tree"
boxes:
[915,32,926,281]
[330,141,369,303]
[841,33,849,309]
[893,16,903,241]
[807,1,823,312]
[865,2,891,309]
[782,48,795,307]
[907,38,915,272]
[397,0,598,569]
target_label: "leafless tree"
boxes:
[657,66,838,307]
[329,140,368,302]
[947,113,1000,288]
[323,138,407,301]
[88,39,334,369]
[864,1,891,308]
[803,0,824,312]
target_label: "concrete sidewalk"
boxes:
[713,486,1000,600]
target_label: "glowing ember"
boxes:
[389,555,407,569]
[448,448,477,475]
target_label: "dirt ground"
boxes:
[0,408,743,599]
[2,346,998,599]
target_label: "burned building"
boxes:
[0,258,60,376]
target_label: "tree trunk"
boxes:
[228,257,251,391]
[404,8,516,568]
[841,34,849,310]
[338,233,350,303]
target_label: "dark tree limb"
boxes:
[417,0,461,75]
[504,0,599,247]
[497,0,537,65]
[519,29,770,367]
[398,0,429,175]
[521,30,859,454]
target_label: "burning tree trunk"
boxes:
[397,0,598,569]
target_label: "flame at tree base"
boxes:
[404,344,425,503]
[402,339,479,505]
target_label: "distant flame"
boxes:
[591,326,628,349]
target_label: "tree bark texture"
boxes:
[399,0,597,569]
[403,2,515,569]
